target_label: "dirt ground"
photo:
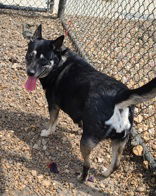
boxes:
[0,10,156,196]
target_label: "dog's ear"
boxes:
[50,35,64,50]
[31,24,42,41]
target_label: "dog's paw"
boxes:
[51,126,56,133]
[77,173,86,183]
[40,129,51,137]
[41,126,56,137]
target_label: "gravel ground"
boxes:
[0,9,156,196]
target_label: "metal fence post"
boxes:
[58,0,67,18]
[47,0,54,12]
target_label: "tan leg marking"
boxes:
[41,107,59,137]
[102,139,127,177]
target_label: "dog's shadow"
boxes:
[0,109,108,196]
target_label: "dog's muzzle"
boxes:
[27,69,36,77]
[38,61,55,78]
[26,60,54,78]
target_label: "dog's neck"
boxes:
[39,47,70,90]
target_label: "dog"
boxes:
[25,25,156,182]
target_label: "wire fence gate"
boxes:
[59,0,156,170]
[0,0,156,171]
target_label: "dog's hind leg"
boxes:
[41,105,60,137]
[102,137,128,177]
[78,135,97,182]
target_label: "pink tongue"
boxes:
[24,76,37,91]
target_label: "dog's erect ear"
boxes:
[31,24,42,41]
[50,35,64,50]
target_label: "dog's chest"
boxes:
[105,106,131,133]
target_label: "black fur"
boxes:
[39,50,134,140]
[25,25,156,182]
[115,78,156,107]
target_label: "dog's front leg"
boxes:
[41,105,59,137]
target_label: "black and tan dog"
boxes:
[25,25,156,182]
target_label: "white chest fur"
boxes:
[105,106,131,133]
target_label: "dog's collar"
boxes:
[56,48,69,67]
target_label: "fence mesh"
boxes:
[60,0,156,163]
[0,0,53,12]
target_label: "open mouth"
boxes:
[25,76,37,91]
[38,64,54,78]
[38,67,49,78]
[24,71,45,92]
[25,65,53,91]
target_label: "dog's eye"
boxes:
[26,54,32,61]
[27,52,35,61]
[29,53,33,58]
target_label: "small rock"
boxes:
[30,125,37,131]
[143,136,150,142]
[101,166,107,175]
[130,179,137,185]
[9,57,18,64]
[37,140,42,146]
[137,186,146,192]
[107,154,110,159]
[133,145,143,156]
[45,151,50,156]
[152,143,156,151]
[151,177,156,184]
[64,169,70,173]
[135,115,143,123]
[45,193,52,196]
[43,145,47,150]
[97,157,103,163]
[13,63,20,69]
[33,144,39,149]
[37,175,44,180]
[135,107,139,113]
[143,160,149,169]
[122,76,127,83]
[127,191,134,196]
[62,136,67,143]
[149,128,154,134]
[31,170,37,176]
[143,132,150,142]
[124,165,130,172]
[42,180,51,187]
[42,139,47,145]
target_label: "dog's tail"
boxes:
[115,78,156,108]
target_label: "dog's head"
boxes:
[25,25,64,78]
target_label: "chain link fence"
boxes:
[60,0,156,169]
[0,0,54,12]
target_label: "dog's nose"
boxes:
[27,69,35,76]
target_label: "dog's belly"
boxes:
[58,102,83,124]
